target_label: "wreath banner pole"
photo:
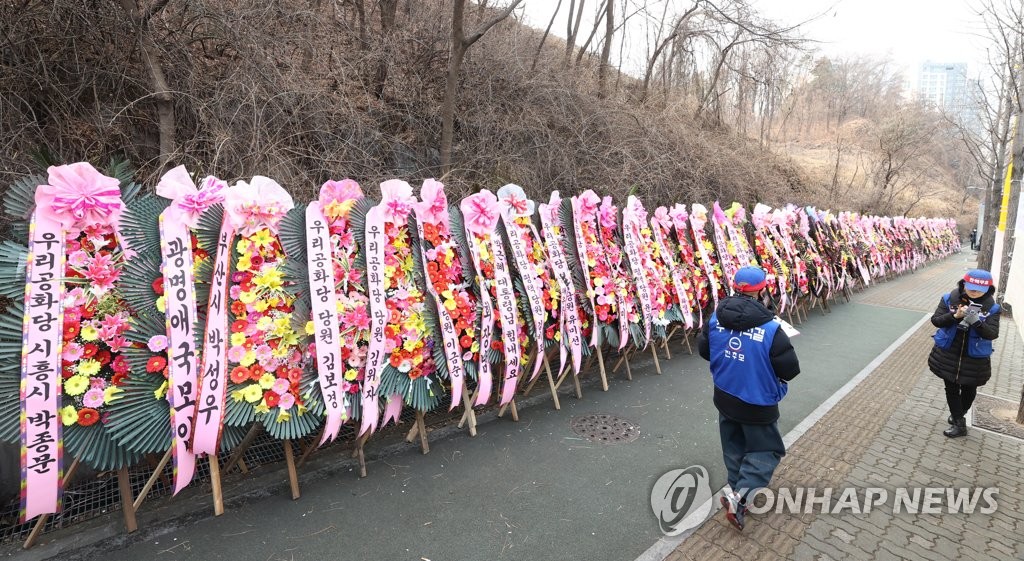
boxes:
[21,456,80,550]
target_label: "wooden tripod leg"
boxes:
[355,433,369,478]
[209,454,224,516]
[595,345,609,391]
[543,356,561,410]
[131,446,173,514]
[23,456,82,549]
[297,425,326,468]
[650,344,662,374]
[612,348,630,373]
[572,370,583,399]
[509,398,519,421]
[283,439,300,500]
[662,336,672,360]
[458,385,478,436]
[116,467,138,533]
[223,423,263,474]
[683,330,693,355]
[624,349,633,380]
[416,412,429,454]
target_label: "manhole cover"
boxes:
[570,414,640,444]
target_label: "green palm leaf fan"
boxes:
[405,212,445,413]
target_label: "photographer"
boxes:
[927,269,1001,438]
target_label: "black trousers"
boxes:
[943,379,978,419]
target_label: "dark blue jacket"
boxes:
[699,295,800,424]
[928,282,1000,386]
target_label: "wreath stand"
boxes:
[457,384,479,437]
[218,422,302,502]
[404,411,430,454]
[23,447,177,549]
[521,347,576,410]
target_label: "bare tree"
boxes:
[531,0,563,71]
[440,0,525,175]
[597,0,614,97]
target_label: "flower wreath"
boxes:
[622,196,677,341]
[561,190,620,348]
[0,162,147,519]
[458,189,528,406]
[650,205,695,329]
[597,196,644,349]
[665,204,709,322]
[687,204,727,306]
[751,204,790,312]
[539,191,589,375]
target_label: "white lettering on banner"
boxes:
[622,201,653,345]
[158,212,198,495]
[570,197,599,347]
[539,204,583,375]
[500,211,546,382]
[20,212,64,522]
[193,220,232,457]
[413,216,465,410]
[305,202,347,444]
[490,233,521,405]
[359,205,386,436]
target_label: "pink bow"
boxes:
[712,201,728,226]
[414,178,449,225]
[626,196,647,225]
[497,184,534,217]
[35,162,123,230]
[598,196,618,229]
[752,203,772,229]
[225,176,294,235]
[575,190,600,221]
[380,179,415,226]
[669,204,689,231]
[690,204,708,230]
[460,190,500,235]
[156,165,226,228]
[544,191,562,224]
[320,179,363,207]
[651,206,670,230]
[727,202,746,224]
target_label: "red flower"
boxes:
[231,320,248,333]
[63,323,80,340]
[230,301,247,316]
[286,367,303,384]
[62,363,76,379]
[77,408,100,427]
[230,366,250,384]
[82,343,99,359]
[111,371,129,386]
[146,356,167,373]
[263,391,280,408]
[94,350,111,366]
[248,364,265,382]
[490,340,502,351]
[152,277,165,296]
[460,335,473,349]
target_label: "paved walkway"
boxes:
[665,252,1024,560]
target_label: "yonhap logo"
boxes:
[650,465,714,535]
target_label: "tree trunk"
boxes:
[118,0,175,171]
[373,0,399,99]
[531,0,562,71]
[597,0,613,98]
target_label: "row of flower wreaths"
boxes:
[0,162,960,521]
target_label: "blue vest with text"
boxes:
[932,293,999,358]
[708,313,787,406]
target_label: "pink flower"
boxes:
[460,190,500,235]
[229,285,242,300]
[255,344,273,362]
[228,345,246,362]
[82,388,105,408]
[278,392,296,410]
[63,342,83,362]
[271,378,290,396]
[225,176,294,235]
[68,251,89,268]
[107,335,128,353]
[90,377,106,389]
[148,335,169,352]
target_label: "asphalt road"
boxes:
[90,299,922,561]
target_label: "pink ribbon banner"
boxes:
[570,197,599,347]
[539,201,583,375]
[651,217,694,329]
[465,234,495,406]
[192,217,233,457]
[306,202,347,445]
[413,215,466,410]
[500,211,546,382]
[19,212,65,522]
[489,233,522,405]
[159,213,199,495]
[622,201,653,345]
[359,205,386,436]
[690,207,721,305]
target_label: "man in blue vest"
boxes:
[698,266,800,531]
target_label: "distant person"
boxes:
[970,228,978,251]
[698,266,800,531]
[928,269,1000,438]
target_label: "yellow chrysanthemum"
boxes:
[344,369,358,382]
[77,358,101,377]
[236,255,252,272]
[156,296,167,313]
[305,321,315,335]
[254,300,270,313]
[254,268,284,291]
[240,350,257,367]
[276,410,291,423]
[254,402,270,415]
[64,375,89,396]
[230,332,247,347]
[230,388,246,402]
[257,317,273,331]
[243,384,263,403]
[239,290,257,304]
[80,324,99,341]
[272,345,290,359]
[60,405,79,426]
[258,373,276,389]
[251,229,275,248]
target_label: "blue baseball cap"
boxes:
[733,266,768,292]
[963,269,993,292]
